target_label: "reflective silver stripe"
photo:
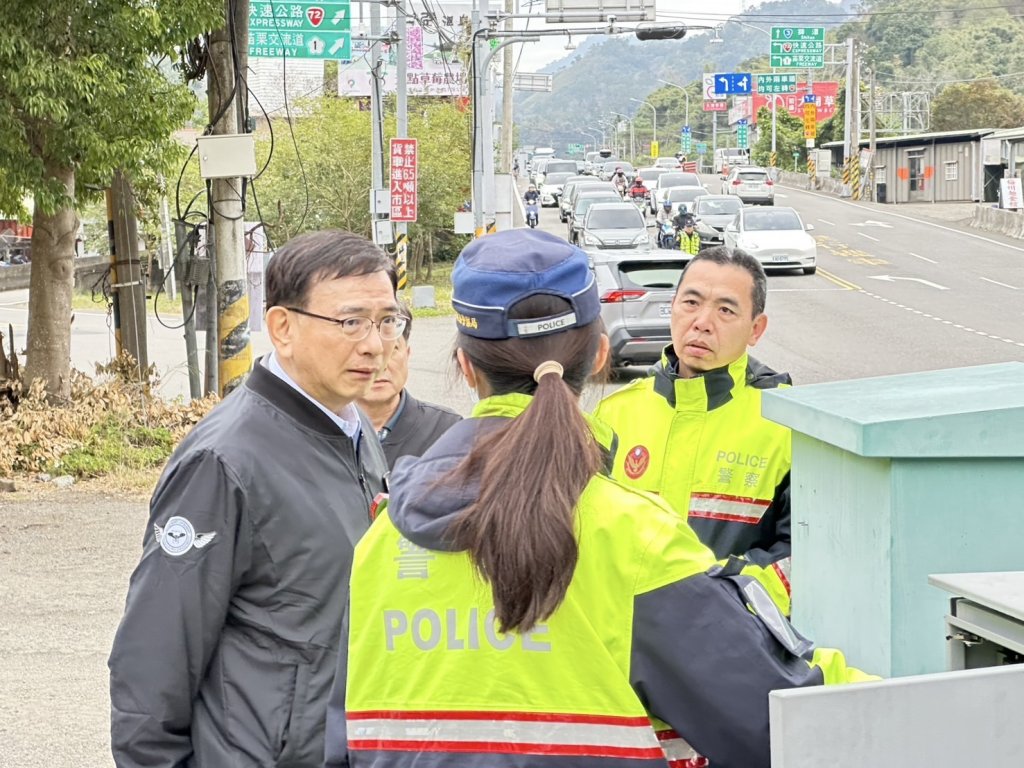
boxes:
[772,556,792,588]
[349,717,661,751]
[658,735,700,762]
[689,494,769,524]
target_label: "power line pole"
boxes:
[107,170,148,379]
[501,0,514,173]
[395,0,408,287]
[207,0,252,396]
[370,0,384,212]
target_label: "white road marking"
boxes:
[868,274,949,290]
[778,184,1024,254]
[980,276,1020,290]
[767,287,849,292]
[858,232,880,242]
[909,252,937,264]
[818,218,835,225]
[858,290,1024,347]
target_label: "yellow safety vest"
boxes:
[594,352,793,614]
[347,475,716,764]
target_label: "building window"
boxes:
[945,161,958,181]
[874,166,886,184]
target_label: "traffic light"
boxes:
[634,25,687,41]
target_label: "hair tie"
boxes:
[533,360,564,383]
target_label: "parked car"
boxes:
[539,172,575,207]
[649,171,702,214]
[664,186,709,217]
[560,179,611,222]
[721,166,775,205]
[580,202,650,250]
[592,250,687,367]
[568,191,629,244]
[691,195,744,246]
[723,206,816,274]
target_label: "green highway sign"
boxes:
[249,2,351,60]
[755,73,797,94]
[696,141,708,155]
[567,143,585,154]
[770,26,825,69]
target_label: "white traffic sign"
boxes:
[703,73,723,100]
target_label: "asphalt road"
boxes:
[532,175,1024,384]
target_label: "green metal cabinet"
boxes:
[762,362,1024,677]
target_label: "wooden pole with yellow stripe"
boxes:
[395,232,409,291]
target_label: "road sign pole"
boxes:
[395,0,408,257]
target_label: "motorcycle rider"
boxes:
[628,175,648,201]
[524,184,540,205]
[655,200,676,249]
[612,166,628,196]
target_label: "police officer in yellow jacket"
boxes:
[595,246,793,614]
[325,230,874,768]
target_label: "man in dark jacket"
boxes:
[357,304,462,468]
[108,230,402,768]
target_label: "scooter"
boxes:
[658,221,678,250]
[525,201,539,228]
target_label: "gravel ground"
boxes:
[0,480,150,768]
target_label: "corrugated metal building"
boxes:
[823,129,993,204]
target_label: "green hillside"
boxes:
[516,0,1024,154]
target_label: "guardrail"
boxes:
[0,255,110,294]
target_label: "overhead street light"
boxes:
[657,78,690,128]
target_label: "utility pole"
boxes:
[206,0,252,397]
[501,0,514,173]
[842,37,856,172]
[370,0,384,208]
[107,170,148,379]
[395,0,408,288]
[480,0,496,230]
[868,68,877,201]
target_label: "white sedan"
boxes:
[723,206,817,275]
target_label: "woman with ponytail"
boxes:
[326,229,874,768]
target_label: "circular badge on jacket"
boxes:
[158,516,196,557]
[624,445,650,479]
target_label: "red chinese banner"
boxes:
[751,81,839,124]
[703,100,728,112]
[389,138,418,223]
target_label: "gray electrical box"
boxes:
[196,134,257,179]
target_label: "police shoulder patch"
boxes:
[154,515,217,557]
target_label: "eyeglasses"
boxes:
[284,306,408,341]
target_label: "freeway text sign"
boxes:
[249,2,351,60]
[755,73,797,94]
[770,27,824,69]
[712,72,752,95]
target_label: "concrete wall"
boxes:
[0,255,109,294]
[970,203,1024,238]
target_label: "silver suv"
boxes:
[592,251,686,367]
[721,166,775,205]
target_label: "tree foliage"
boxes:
[244,96,472,260]
[931,79,1024,131]
[0,0,222,399]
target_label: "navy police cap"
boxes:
[451,229,600,340]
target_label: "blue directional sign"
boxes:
[713,73,752,95]
[803,94,817,104]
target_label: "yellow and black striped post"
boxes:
[486,221,497,235]
[851,157,862,200]
[770,151,777,169]
[218,283,252,396]
[395,232,409,291]
[807,156,817,184]
[842,156,852,186]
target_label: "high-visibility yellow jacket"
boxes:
[594,350,793,614]
[326,393,875,768]
[679,230,700,256]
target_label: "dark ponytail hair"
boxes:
[446,295,604,634]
